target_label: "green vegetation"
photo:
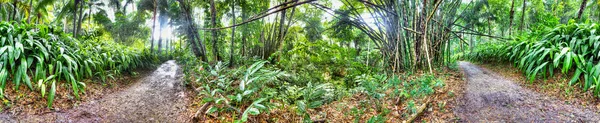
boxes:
[471,22,600,97]
[0,22,163,107]
[2,0,600,122]
[183,57,445,122]
[464,0,600,99]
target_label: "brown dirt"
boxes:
[419,67,465,122]
[455,61,600,122]
[478,62,600,111]
[0,60,190,122]
[0,68,153,116]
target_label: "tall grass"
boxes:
[0,22,160,107]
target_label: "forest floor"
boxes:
[2,61,599,122]
[0,60,192,122]
[455,61,600,122]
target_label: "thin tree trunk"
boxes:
[241,4,247,58]
[354,40,361,56]
[275,1,296,62]
[229,1,235,67]
[167,39,170,53]
[423,0,442,74]
[77,1,84,36]
[28,0,33,23]
[158,12,168,53]
[157,12,167,54]
[519,0,526,31]
[73,0,80,38]
[158,27,163,53]
[577,0,589,20]
[63,18,67,32]
[88,3,93,33]
[11,0,17,21]
[150,0,157,52]
[210,0,221,61]
[508,0,515,35]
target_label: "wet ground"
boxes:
[0,60,189,122]
[455,61,600,122]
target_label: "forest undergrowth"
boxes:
[0,22,172,112]
[177,40,464,122]
[468,21,600,108]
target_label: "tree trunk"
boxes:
[508,0,515,35]
[150,0,157,52]
[158,28,163,53]
[28,0,33,23]
[240,4,247,58]
[241,6,247,58]
[577,0,589,20]
[519,0,526,31]
[77,0,85,36]
[177,0,208,61]
[88,3,93,33]
[166,39,170,53]
[158,12,167,53]
[11,0,17,21]
[422,0,442,74]
[354,40,361,56]
[123,0,131,14]
[210,0,221,61]
[229,1,236,67]
[73,0,80,38]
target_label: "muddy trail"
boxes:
[1,60,189,122]
[455,61,600,122]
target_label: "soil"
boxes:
[478,62,600,111]
[455,61,600,122]
[0,60,190,122]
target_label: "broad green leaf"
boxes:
[47,80,56,108]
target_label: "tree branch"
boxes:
[197,0,316,30]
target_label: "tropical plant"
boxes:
[0,22,160,108]
[506,22,600,96]
[194,60,286,122]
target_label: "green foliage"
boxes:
[481,22,600,97]
[183,36,445,122]
[354,74,387,99]
[278,37,373,88]
[194,60,285,122]
[466,41,510,63]
[0,22,161,108]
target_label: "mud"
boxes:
[455,61,600,122]
[1,60,189,122]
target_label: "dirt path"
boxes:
[455,61,600,122]
[3,60,189,122]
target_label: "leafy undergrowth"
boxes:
[183,60,464,122]
[478,62,600,111]
[0,22,168,110]
[468,22,600,98]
